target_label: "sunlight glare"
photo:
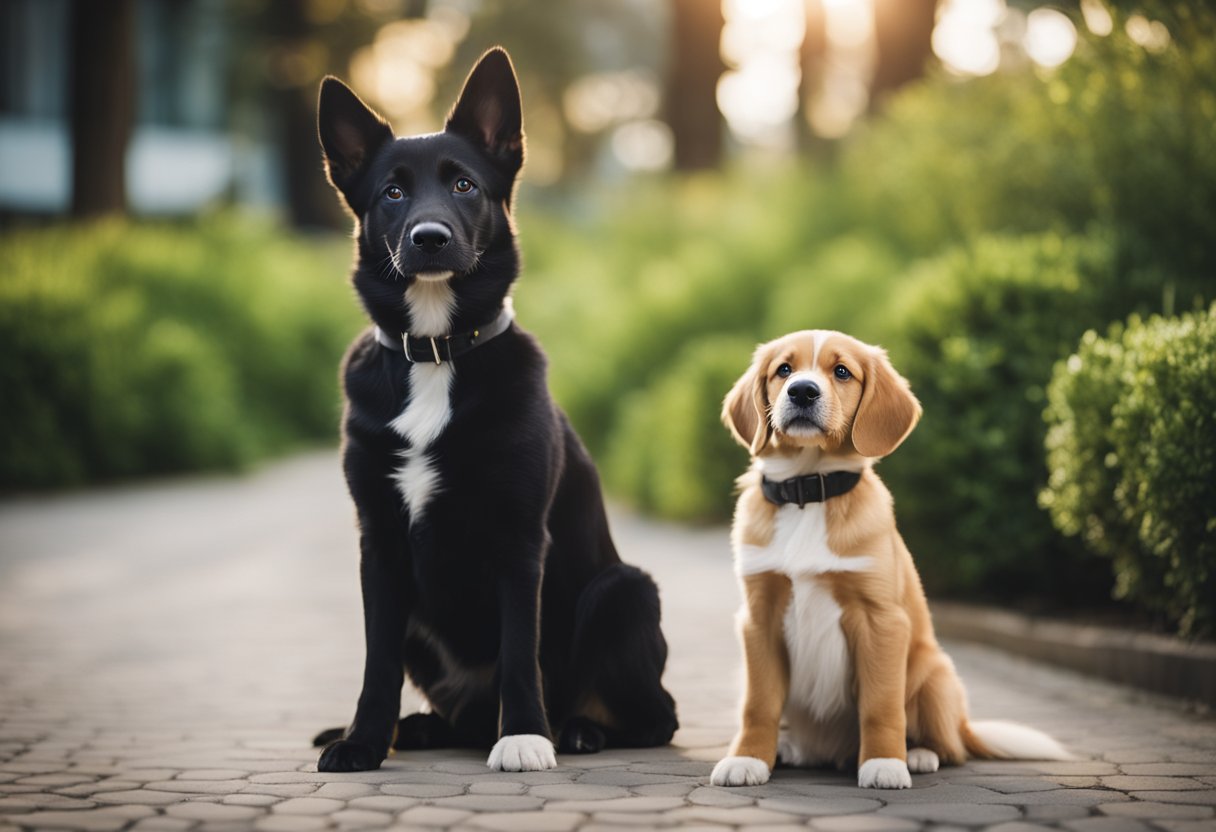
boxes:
[348,13,466,130]
[825,0,874,51]
[718,0,804,145]
[611,120,674,172]
[932,0,1006,76]
[563,71,660,134]
[717,56,801,140]
[1080,0,1113,37]
[1126,15,1171,53]
[1025,9,1077,69]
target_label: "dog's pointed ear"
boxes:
[318,76,393,200]
[851,347,922,458]
[723,344,774,456]
[445,47,525,174]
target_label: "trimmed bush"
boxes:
[763,234,903,345]
[0,216,361,489]
[842,2,1216,306]
[1042,309,1216,636]
[517,172,834,457]
[602,334,756,523]
[879,233,1129,603]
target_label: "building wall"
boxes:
[0,0,253,216]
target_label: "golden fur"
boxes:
[712,330,1069,789]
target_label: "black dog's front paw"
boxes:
[317,739,383,772]
[558,716,607,754]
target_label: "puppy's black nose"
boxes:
[410,222,451,253]
[787,380,820,407]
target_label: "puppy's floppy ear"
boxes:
[318,77,393,201]
[722,344,774,456]
[445,47,525,174]
[851,347,922,458]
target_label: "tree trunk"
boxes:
[870,0,938,106]
[666,0,725,171]
[70,0,136,218]
[796,0,828,150]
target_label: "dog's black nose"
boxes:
[787,380,820,407]
[410,222,451,253]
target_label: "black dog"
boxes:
[312,48,678,772]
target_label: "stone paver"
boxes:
[1,451,1214,831]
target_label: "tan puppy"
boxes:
[710,330,1070,789]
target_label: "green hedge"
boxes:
[1041,309,1216,636]
[842,1,1216,302]
[0,217,360,489]
[603,335,755,522]
[879,233,1132,602]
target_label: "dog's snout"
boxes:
[410,222,452,253]
[787,380,821,407]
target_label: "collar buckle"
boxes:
[403,334,446,364]
[794,472,826,507]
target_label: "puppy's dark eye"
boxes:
[453,177,476,194]
[384,185,403,201]
[776,363,792,378]
[834,364,852,381]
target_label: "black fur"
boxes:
[313,48,677,772]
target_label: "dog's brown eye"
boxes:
[777,363,792,378]
[384,185,403,201]
[834,364,852,381]
[453,177,476,194]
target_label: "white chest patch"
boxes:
[389,279,456,521]
[735,503,873,577]
[784,577,854,720]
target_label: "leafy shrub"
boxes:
[1042,309,1216,636]
[602,335,756,523]
[879,233,1131,603]
[517,172,839,456]
[0,216,360,489]
[763,234,903,345]
[842,1,1216,306]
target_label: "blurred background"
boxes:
[0,0,1212,638]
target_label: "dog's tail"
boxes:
[962,720,1073,761]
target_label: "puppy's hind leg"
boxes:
[560,564,678,752]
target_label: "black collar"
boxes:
[761,470,863,507]
[374,305,514,364]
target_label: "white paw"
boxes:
[710,755,771,786]
[487,734,557,772]
[776,732,805,767]
[907,747,939,773]
[858,757,912,789]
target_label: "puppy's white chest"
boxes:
[735,504,873,577]
[784,577,854,720]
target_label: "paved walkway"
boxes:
[0,452,1213,832]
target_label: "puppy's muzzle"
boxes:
[410,222,452,254]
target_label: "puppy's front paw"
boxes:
[710,755,771,786]
[487,734,557,771]
[907,747,939,773]
[858,757,912,789]
[317,739,382,772]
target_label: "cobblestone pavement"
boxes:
[1,452,1213,832]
